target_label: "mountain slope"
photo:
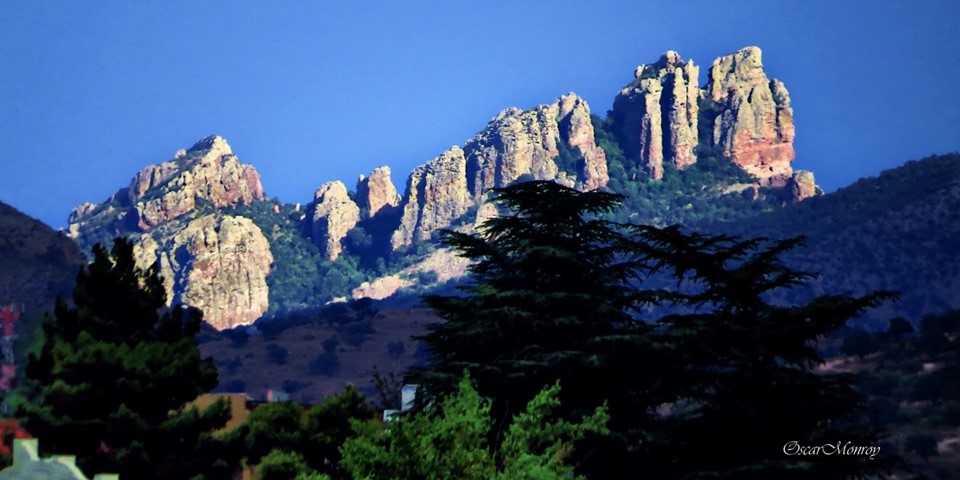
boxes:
[713,153,960,323]
[0,201,85,317]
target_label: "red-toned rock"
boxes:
[706,47,796,186]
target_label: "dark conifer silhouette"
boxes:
[18,238,240,479]
[412,180,894,478]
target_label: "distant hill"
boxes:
[0,201,85,320]
[712,153,960,325]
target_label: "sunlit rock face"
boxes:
[705,46,797,187]
[134,214,273,330]
[311,181,361,261]
[391,93,608,251]
[612,50,700,179]
[69,136,272,330]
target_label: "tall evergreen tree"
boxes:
[411,180,893,478]
[408,181,668,474]
[634,227,895,478]
[17,238,239,479]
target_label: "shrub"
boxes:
[267,344,290,365]
[387,340,406,358]
[310,352,340,376]
[321,335,340,353]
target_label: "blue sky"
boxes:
[2,1,958,228]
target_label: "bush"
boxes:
[321,335,340,353]
[414,270,439,286]
[267,344,290,365]
[340,320,374,348]
[227,328,250,347]
[387,340,406,358]
[309,352,340,376]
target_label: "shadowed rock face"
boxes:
[612,51,700,179]
[133,214,273,330]
[311,181,361,260]
[706,46,796,186]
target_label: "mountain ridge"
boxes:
[63,46,848,329]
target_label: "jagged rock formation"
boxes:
[464,93,607,197]
[67,136,273,330]
[133,214,273,330]
[356,166,401,217]
[67,136,264,241]
[612,51,700,179]
[391,94,608,250]
[391,147,472,250]
[786,170,821,203]
[311,181,361,260]
[557,94,610,190]
[705,46,796,186]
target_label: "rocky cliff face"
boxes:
[134,214,273,330]
[390,94,608,250]
[612,51,700,179]
[705,47,796,186]
[311,181,361,260]
[356,166,401,217]
[68,136,273,330]
[391,147,472,250]
[612,47,812,193]
[68,136,265,241]
[464,93,607,197]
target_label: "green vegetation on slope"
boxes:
[592,115,783,226]
[224,200,369,315]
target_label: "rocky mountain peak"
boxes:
[68,135,265,241]
[311,181,361,260]
[356,166,401,218]
[614,50,700,179]
[705,46,797,186]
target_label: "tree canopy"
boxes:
[17,238,239,479]
[410,180,894,478]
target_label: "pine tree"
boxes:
[630,227,895,478]
[17,238,238,479]
[408,180,667,474]
[411,180,893,478]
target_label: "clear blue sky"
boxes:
[2,1,959,228]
